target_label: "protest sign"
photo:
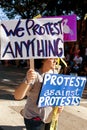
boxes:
[43,14,77,42]
[60,14,77,42]
[38,73,86,107]
[0,17,64,60]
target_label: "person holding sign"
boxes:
[14,58,63,130]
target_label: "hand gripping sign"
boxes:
[38,73,86,130]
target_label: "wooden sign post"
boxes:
[30,14,41,69]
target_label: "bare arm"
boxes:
[14,69,36,100]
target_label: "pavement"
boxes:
[0,63,87,130]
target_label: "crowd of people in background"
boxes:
[64,43,87,76]
[0,43,87,77]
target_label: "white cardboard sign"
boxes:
[0,17,64,60]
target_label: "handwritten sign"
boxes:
[0,17,64,60]
[38,73,86,107]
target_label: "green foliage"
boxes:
[0,0,87,19]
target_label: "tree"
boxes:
[0,0,87,19]
[0,0,48,19]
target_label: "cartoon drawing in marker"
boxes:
[63,19,73,35]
